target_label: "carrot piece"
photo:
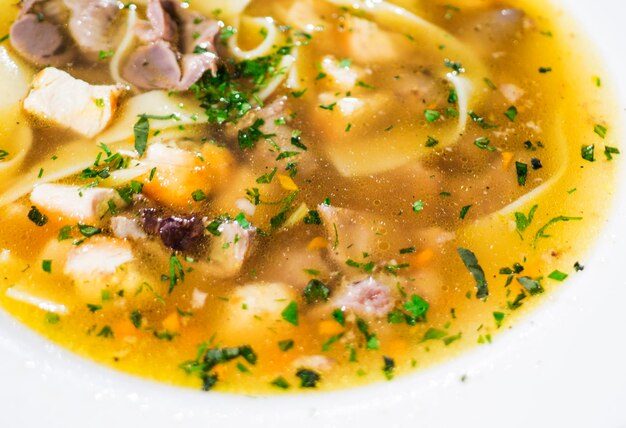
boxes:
[277,174,299,191]
[162,312,180,332]
[501,152,514,170]
[386,339,407,357]
[142,144,234,208]
[307,237,328,251]
[115,318,140,340]
[318,320,344,336]
[410,248,434,267]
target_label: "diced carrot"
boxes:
[142,143,234,208]
[115,318,140,340]
[501,152,514,170]
[277,174,299,191]
[386,339,407,357]
[307,236,328,251]
[162,312,180,332]
[318,320,344,336]
[410,248,434,267]
[201,143,234,189]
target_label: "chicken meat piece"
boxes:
[30,183,126,224]
[23,67,124,137]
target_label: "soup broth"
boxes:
[0,0,618,393]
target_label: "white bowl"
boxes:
[1,1,625,426]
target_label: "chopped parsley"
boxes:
[256,167,277,184]
[45,312,60,325]
[191,189,206,202]
[130,310,142,328]
[290,129,307,150]
[493,312,505,328]
[168,254,185,293]
[87,303,102,313]
[321,333,343,352]
[332,308,345,326]
[154,330,178,341]
[448,88,458,104]
[604,146,620,160]
[133,115,150,156]
[412,200,425,213]
[278,339,294,352]
[117,180,144,204]
[303,279,330,304]
[581,144,595,162]
[457,248,489,299]
[514,204,538,236]
[345,259,376,273]
[77,224,102,237]
[533,216,583,246]
[98,49,114,60]
[27,206,48,227]
[444,58,464,74]
[422,328,447,342]
[516,276,544,295]
[548,270,568,281]
[296,368,321,388]
[594,124,608,139]
[238,118,268,150]
[483,77,497,90]
[382,356,395,380]
[459,205,472,220]
[468,111,498,129]
[271,377,290,389]
[474,137,496,151]
[356,318,379,350]
[424,110,441,123]
[180,344,257,391]
[338,58,352,68]
[425,136,439,147]
[281,301,299,325]
[504,106,518,122]
[303,210,322,225]
[516,162,528,186]
[403,294,429,320]
[97,325,114,338]
[234,212,251,229]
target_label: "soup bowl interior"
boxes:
[0,0,625,426]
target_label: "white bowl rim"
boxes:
[1,0,625,427]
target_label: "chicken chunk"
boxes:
[110,216,147,240]
[291,355,336,372]
[342,16,399,63]
[317,204,384,265]
[65,238,134,277]
[332,276,394,318]
[221,282,296,335]
[64,237,136,299]
[320,55,362,89]
[23,67,124,137]
[207,221,255,279]
[30,184,126,224]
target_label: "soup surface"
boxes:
[0,0,619,393]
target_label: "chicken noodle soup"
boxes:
[0,0,618,392]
